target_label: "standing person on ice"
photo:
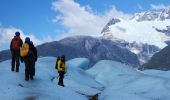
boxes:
[56,55,67,87]
[20,37,37,81]
[10,32,23,72]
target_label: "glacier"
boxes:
[0,57,170,100]
[87,60,170,100]
[0,57,102,100]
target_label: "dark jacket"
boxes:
[29,42,38,62]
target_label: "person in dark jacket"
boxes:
[30,41,37,76]
[22,37,37,81]
[10,32,23,72]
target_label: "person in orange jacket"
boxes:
[10,32,23,72]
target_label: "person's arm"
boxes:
[55,61,58,69]
[33,46,38,62]
[10,39,13,51]
[34,47,37,58]
[20,39,23,47]
[64,64,67,74]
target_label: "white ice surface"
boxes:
[87,60,170,100]
[0,57,102,100]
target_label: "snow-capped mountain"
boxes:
[101,18,120,33]
[131,7,170,21]
[101,7,170,64]
[99,36,160,64]
[102,7,170,48]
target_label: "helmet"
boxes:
[25,37,30,42]
[30,41,33,44]
[61,55,65,62]
[15,32,20,36]
[61,55,65,59]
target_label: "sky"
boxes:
[0,0,170,51]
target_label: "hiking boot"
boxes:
[30,76,34,80]
[11,67,14,72]
[16,69,19,72]
[25,77,29,81]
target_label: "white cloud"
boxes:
[0,27,54,51]
[52,0,131,37]
[151,4,167,10]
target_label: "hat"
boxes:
[25,37,30,42]
[15,32,20,36]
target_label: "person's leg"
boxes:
[32,61,35,76]
[58,72,62,85]
[24,58,29,81]
[60,72,64,86]
[30,68,34,80]
[25,69,29,81]
[28,58,34,80]
[29,65,34,80]
[58,71,64,87]
[11,51,15,72]
[16,51,20,72]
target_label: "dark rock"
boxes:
[143,45,170,70]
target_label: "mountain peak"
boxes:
[132,7,170,21]
[132,11,159,21]
[101,18,120,33]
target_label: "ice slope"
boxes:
[0,57,102,100]
[86,60,140,87]
[103,19,170,48]
[87,60,170,100]
[144,70,170,79]
[66,58,90,70]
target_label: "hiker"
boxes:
[10,32,23,72]
[56,55,66,87]
[30,41,37,76]
[20,37,36,81]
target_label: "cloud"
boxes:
[0,27,56,51]
[151,4,167,10]
[52,0,131,36]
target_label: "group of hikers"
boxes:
[10,32,66,87]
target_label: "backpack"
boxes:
[20,43,29,57]
[58,60,66,73]
[12,36,21,50]
[55,57,61,69]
